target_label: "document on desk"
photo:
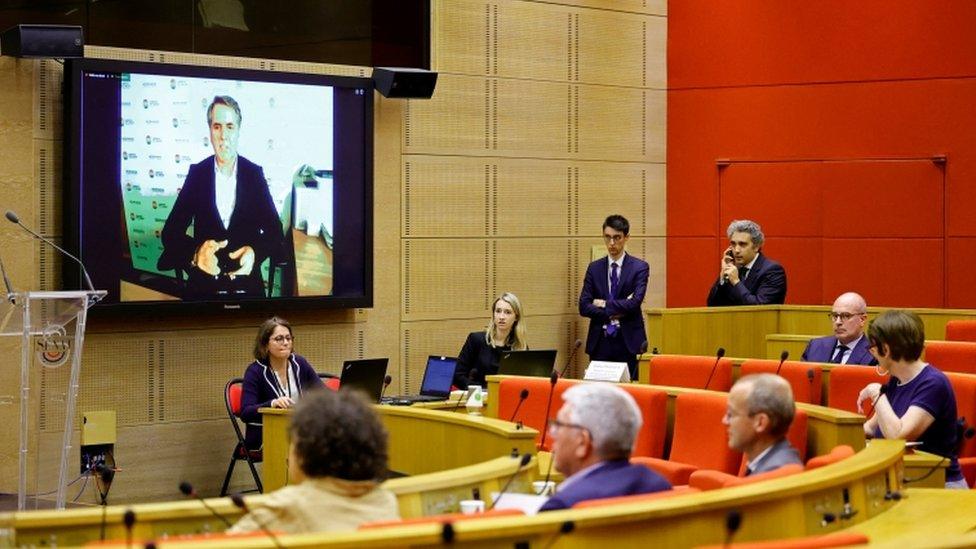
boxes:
[490,492,549,515]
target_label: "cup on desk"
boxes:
[532,480,556,496]
[459,499,485,514]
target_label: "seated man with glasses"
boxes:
[801,292,877,366]
[539,383,670,511]
[724,374,802,475]
[578,214,650,381]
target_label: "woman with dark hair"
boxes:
[857,310,966,488]
[453,292,529,388]
[240,317,323,450]
[229,390,399,533]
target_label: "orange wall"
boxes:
[667,1,976,308]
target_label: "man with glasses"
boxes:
[707,219,787,306]
[801,292,877,365]
[539,383,670,511]
[724,374,802,475]
[579,214,649,381]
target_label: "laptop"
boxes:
[382,355,458,405]
[497,349,558,378]
[338,358,389,403]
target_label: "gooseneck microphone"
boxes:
[488,453,532,510]
[774,350,790,376]
[555,339,583,378]
[123,509,136,549]
[380,374,392,399]
[5,210,97,295]
[724,509,742,547]
[508,388,530,426]
[703,347,726,390]
[231,493,284,549]
[451,369,479,413]
[537,371,560,449]
[178,481,232,528]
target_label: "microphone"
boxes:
[703,347,726,390]
[179,481,232,528]
[508,388,529,427]
[774,350,789,377]
[555,339,583,378]
[123,509,135,549]
[537,371,560,449]
[5,210,97,295]
[488,453,532,510]
[724,509,742,547]
[451,369,479,413]
[0,256,14,303]
[380,374,392,399]
[231,493,284,549]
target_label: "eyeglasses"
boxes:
[827,312,864,322]
[547,418,589,435]
[723,408,756,421]
[603,234,626,243]
[271,335,293,343]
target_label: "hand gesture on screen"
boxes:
[228,245,255,278]
[192,239,228,275]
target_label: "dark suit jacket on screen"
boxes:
[158,155,283,298]
[578,254,649,357]
[538,460,671,511]
[706,253,787,306]
[801,335,877,366]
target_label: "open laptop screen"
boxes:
[420,356,457,397]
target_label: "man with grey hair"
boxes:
[707,219,787,306]
[802,292,877,365]
[723,374,801,475]
[539,383,671,511]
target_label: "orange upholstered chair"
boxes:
[739,359,823,404]
[695,531,869,549]
[571,485,700,508]
[360,509,523,529]
[638,392,740,484]
[947,320,976,343]
[689,463,803,491]
[648,355,734,392]
[924,340,976,375]
[946,372,976,487]
[827,365,888,414]
[805,445,856,470]
[497,377,570,451]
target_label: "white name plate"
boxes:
[583,361,631,382]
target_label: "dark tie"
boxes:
[610,263,619,296]
[831,344,848,364]
[738,266,749,281]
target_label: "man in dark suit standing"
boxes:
[578,215,649,381]
[724,374,802,475]
[707,219,787,306]
[539,383,671,511]
[801,292,877,366]
[158,95,283,298]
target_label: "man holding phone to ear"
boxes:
[706,219,787,306]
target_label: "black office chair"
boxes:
[220,378,263,497]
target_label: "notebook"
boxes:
[338,358,389,403]
[381,355,458,404]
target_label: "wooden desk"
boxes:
[261,405,538,492]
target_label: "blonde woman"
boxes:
[453,292,527,388]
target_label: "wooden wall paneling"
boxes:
[402,156,490,237]
[402,319,487,393]
[576,8,664,89]
[576,161,665,237]
[403,74,489,153]
[494,238,575,315]
[402,239,491,321]
[493,78,570,156]
[522,313,581,374]
[494,1,571,81]
[542,0,667,16]
[157,333,251,423]
[577,85,663,162]
[493,159,573,237]
[430,0,490,75]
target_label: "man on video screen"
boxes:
[158,95,283,298]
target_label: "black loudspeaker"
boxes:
[372,67,437,99]
[0,25,84,58]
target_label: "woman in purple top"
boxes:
[857,310,965,488]
[240,317,324,450]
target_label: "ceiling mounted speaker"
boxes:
[372,67,437,99]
